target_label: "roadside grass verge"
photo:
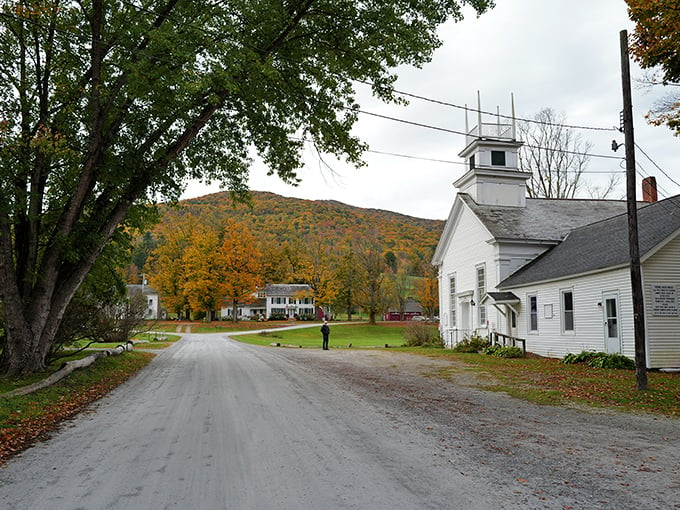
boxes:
[148,320,312,334]
[131,332,182,350]
[232,322,410,348]
[0,351,154,464]
[400,348,680,417]
[63,333,182,352]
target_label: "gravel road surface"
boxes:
[1,333,678,509]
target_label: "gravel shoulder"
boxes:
[274,347,680,509]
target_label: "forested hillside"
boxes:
[155,191,444,274]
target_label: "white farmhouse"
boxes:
[432,106,680,368]
[265,283,316,319]
[219,284,317,320]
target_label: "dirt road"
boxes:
[1,334,677,509]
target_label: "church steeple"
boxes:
[454,93,530,207]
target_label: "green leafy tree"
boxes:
[0,0,492,374]
[384,251,398,272]
[386,266,412,320]
[131,231,159,278]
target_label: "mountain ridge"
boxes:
[159,190,445,271]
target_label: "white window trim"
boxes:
[528,293,538,333]
[476,264,486,327]
[561,288,575,334]
[449,273,457,328]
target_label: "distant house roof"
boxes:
[499,195,680,289]
[404,298,423,313]
[265,283,312,296]
[459,194,629,243]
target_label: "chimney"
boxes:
[642,176,658,203]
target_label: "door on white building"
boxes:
[602,293,621,354]
[508,309,518,338]
[460,301,470,334]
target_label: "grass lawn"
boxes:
[232,322,414,348]
[131,332,182,350]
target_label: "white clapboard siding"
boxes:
[511,269,634,360]
[438,202,496,336]
[643,234,680,368]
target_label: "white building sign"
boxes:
[652,285,678,317]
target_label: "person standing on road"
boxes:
[321,320,330,350]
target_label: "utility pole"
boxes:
[620,30,648,391]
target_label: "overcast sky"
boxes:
[182,0,679,220]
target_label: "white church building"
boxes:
[432,101,680,368]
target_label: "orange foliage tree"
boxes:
[413,270,439,320]
[220,220,263,323]
[147,216,197,319]
[183,225,228,321]
[627,0,680,134]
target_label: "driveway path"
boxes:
[1,334,677,509]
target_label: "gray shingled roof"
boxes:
[265,283,312,296]
[498,195,680,289]
[460,194,629,242]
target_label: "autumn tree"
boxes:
[307,239,339,317]
[183,226,226,321]
[334,241,361,321]
[131,232,159,282]
[220,221,262,323]
[627,0,680,135]
[355,240,388,325]
[259,236,293,284]
[147,218,197,319]
[0,0,492,374]
[414,269,439,320]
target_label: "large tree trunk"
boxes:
[369,311,377,325]
[231,299,238,323]
[0,199,131,376]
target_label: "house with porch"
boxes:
[220,284,318,320]
[264,283,318,319]
[432,103,680,368]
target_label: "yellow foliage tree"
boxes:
[414,270,439,320]
[220,220,263,323]
[147,216,198,319]
[183,225,227,321]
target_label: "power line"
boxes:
[293,135,626,174]
[358,81,620,133]
[354,108,626,162]
[634,142,680,188]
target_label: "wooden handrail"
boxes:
[489,331,526,353]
